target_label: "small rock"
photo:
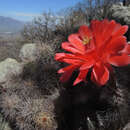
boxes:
[0,58,22,83]
[19,43,39,62]
[19,43,55,64]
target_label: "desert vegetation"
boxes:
[21,0,125,43]
[0,0,130,130]
[0,0,129,61]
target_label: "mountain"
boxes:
[0,16,25,33]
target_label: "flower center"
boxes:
[42,117,47,122]
[82,36,91,45]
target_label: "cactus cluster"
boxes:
[0,11,130,130]
[0,43,60,130]
[0,113,12,130]
[0,73,58,130]
[0,41,130,130]
[54,74,130,130]
[20,43,61,94]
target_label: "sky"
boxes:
[0,0,82,21]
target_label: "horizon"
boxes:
[0,0,82,22]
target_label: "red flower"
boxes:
[55,19,130,86]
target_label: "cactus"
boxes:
[0,113,12,130]
[0,93,21,121]
[0,80,58,130]
[54,69,130,130]
[0,33,129,130]
[15,97,57,130]
[34,111,57,130]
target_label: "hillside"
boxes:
[0,16,25,33]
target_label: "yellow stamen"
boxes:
[83,36,92,45]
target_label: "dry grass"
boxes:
[0,34,26,61]
[0,42,24,61]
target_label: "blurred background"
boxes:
[0,0,130,61]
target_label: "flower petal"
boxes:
[60,71,73,83]
[112,25,128,37]
[68,34,85,52]
[73,69,89,85]
[55,53,65,60]
[108,54,130,66]
[90,20,118,47]
[121,44,130,55]
[79,25,92,39]
[101,20,121,45]
[55,53,75,61]
[58,65,77,73]
[104,63,114,74]
[59,66,77,82]
[106,36,127,53]
[62,58,82,65]
[90,20,102,46]
[80,59,95,70]
[92,63,109,86]
[102,20,117,38]
[62,42,84,54]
